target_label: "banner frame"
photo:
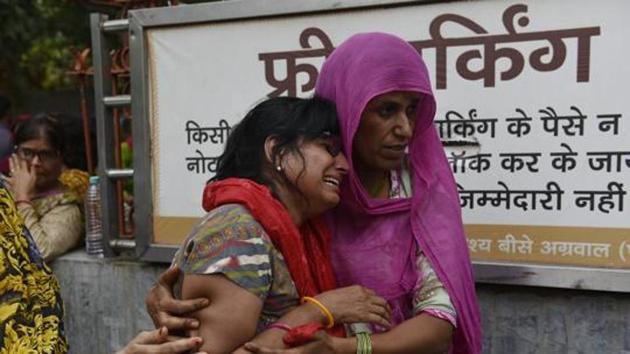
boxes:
[128,0,630,292]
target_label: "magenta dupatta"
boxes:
[315,33,482,353]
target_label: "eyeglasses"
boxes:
[15,146,60,163]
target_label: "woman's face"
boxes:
[16,137,63,190]
[353,91,421,174]
[281,135,348,217]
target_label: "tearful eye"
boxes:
[326,146,341,157]
[320,136,342,157]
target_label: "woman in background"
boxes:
[3,114,86,261]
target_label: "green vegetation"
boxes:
[0,0,91,107]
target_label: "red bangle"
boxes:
[268,322,292,332]
[15,199,33,207]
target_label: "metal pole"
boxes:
[90,13,119,257]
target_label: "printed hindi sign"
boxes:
[146,0,630,268]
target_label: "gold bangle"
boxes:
[301,296,334,328]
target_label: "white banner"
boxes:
[147,0,629,234]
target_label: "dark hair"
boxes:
[211,96,339,189]
[13,113,89,169]
[0,95,10,118]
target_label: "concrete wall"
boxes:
[52,251,165,354]
[477,284,630,354]
[52,250,630,354]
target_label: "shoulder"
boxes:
[175,203,275,299]
[188,203,265,243]
[33,190,81,215]
[58,187,81,205]
[59,169,90,200]
[37,188,81,204]
[176,203,272,272]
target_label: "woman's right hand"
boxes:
[8,154,37,201]
[145,266,210,331]
[115,327,205,354]
[314,285,391,328]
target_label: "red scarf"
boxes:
[202,178,344,337]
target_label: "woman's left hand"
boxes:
[8,154,37,200]
[243,333,337,354]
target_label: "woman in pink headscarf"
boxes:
[311,32,481,353]
[146,32,481,354]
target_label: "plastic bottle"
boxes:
[85,176,104,257]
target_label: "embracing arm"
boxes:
[147,261,391,351]
[238,285,392,353]
[367,314,453,354]
[146,266,210,331]
[246,254,456,354]
[246,315,452,354]
[334,256,456,354]
[181,273,263,354]
[326,314,453,354]
[232,299,322,353]
[360,250,455,353]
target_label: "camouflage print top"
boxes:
[172,203,300,333]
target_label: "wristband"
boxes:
[301,296,334,328]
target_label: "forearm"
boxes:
[320,314,452,354]
[18,203,54,259]
[238,303,326,350]
[19,203,82,261]
[370,314,453,354]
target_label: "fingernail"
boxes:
[191,320,200,328]
[193,337,203,344]
[159,326,167,336]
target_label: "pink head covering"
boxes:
[315,33,482,353]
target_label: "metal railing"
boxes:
[90,14,137,256]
